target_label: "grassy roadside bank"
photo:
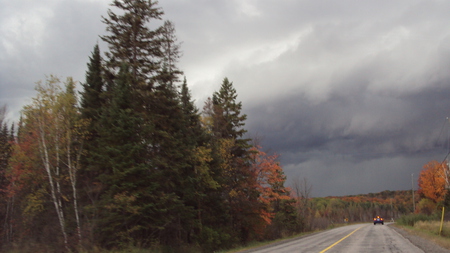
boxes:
[392,221,450,250]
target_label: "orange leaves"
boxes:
[418,160,448,203]
[250,146,292,225]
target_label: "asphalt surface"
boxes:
[243,223,445,253]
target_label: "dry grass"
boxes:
[414,221,450,237]
[395,221,450,250]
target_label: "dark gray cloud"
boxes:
[2,0,450,196]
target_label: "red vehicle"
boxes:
[373,215,384,225]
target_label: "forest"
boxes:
[0,1,449,252]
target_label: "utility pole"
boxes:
[390,198,394,220]
[411,173,415,213]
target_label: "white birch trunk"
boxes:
[67,136,82,244]
[36,113,69,251]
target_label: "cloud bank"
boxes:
[2,0,450,196]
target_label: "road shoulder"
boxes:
[389,224,450,253]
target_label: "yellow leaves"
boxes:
[73,118,91,138]
[218,138,235,180]
[105,192,141,215]
[200,115,214,134]
[194,146,219,189]
[194,146,213,164]
[229,189,238,198]
[23,188,47,222]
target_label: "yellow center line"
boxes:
[319,226,364,253]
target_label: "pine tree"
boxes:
[205,77,255,243]
[150,76,189,244]
[78,45,105,235]
[0,123,11,186]
[0,106,10,182]
[178,78,219,241]
[159,20,183,86]
[0,120,12,244]
[101,0,164,86]
[94,64,152,246]
[212,78,249,143]
[80,44,104,131]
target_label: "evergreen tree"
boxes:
[98,0,196,246]
[94,64,153,246]
[0,120,12,243]
[150,77,189,244]
[80,44,104,130]
[0,123,11,185]
[159,20,183,86]
[212,78,249,145]
[101,0,164,86]
[79,45,105,169]
[78,44,105,241]
[178,78,219,243]
[0,106,10,183]
[206,78,255,243]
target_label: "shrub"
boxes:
[397,213,438,226]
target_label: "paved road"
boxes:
[246,223,424,253]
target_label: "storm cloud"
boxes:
[2,0,450,196]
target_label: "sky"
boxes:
[2,0,450,197]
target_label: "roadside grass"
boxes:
[393,221,450,250]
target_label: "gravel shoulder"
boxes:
[389,224,450,253]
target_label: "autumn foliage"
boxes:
[418,160,448,203]
[250,146,291,225]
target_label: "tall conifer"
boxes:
[95,64,152,245]
[206,78,256,243]
[78,45,105,237]
[101,0,163,86]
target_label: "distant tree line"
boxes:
[0,1,418,252]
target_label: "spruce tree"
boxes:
[101,0,164,86]
[80,44,104,127]
[0,123,11,193]
[160,20,183,86]
[79,44,104,170]
[78,44,105,237]
[94,64,152,246]
[179,78,220,242]
[151,77,188,244]
[212,78,249,143]
[205,78,256,243]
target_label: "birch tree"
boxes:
[22,76,84,250]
